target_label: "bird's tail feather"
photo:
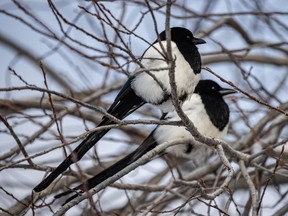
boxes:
[33,128,109,192]
[34,90,144,192]
[54,132,158,205]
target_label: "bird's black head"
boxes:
[194,80,237,97]
[194,80,236,131]
[157,27,206,45]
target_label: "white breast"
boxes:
[131,41,200,113]
[154,94,228,161]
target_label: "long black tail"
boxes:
[54,132,158,205]
[33,124,110,192]
[34,78,145,192]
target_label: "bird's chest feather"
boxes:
[154,95,227,159]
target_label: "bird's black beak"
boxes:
[192,37,206,45]
[219,88,237,96]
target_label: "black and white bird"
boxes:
[34,27,206,192]
[53,80,237,204]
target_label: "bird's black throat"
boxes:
[200,94,230,131]
[176,42,201,74]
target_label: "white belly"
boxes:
[154,94,228,160]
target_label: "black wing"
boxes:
[54,128,159,205]
[34,77,145,192]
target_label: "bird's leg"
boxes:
[162,154,184,180]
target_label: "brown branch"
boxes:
[0,115,34,166]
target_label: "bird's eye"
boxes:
[211,86,216,90]
[186,35,191,39]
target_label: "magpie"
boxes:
[53,80,237,204]
[33,27,206,192]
